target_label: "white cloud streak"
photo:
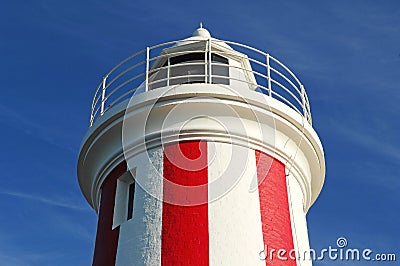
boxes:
[333,120,400,162]
[0,104,75,154]
[0,190,89,211]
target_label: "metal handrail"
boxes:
[88,38,313,126]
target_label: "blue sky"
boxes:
[0,0,399,265]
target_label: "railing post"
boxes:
[145,47,150,92]
[100,75,108,116]
[90,97,95,126]
[167,57,170,87]
[204,40,208,84]
[208,38,212,84]
[300,84,307,119]
[266,54,272,96]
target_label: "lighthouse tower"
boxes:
[77,26,325,266]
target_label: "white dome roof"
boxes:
[192,27,211,38]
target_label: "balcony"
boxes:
[89,38,312,127]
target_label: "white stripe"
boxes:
[208,142,265,265]
[287,174,312,266]
[116,148,163,266]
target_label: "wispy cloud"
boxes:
[333,119,400,162]
[0,249,65,266]
[0,253,30,266]
[52,213,95,242]
[0,104,75,154]
[0,190,88,211]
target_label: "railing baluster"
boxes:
[100,75,108,116]
[167,57,170,87]
[300,84,306,118]
[145,47,150,92]
[208,38,212,84]
[204,40,208,84]
[266,54,272,96]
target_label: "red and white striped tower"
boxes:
[78,26,325,266]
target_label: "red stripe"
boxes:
[93,162,127,266]
[161,141,209,266]
[256,151,296,266]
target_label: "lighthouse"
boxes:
[77,26,325,266]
